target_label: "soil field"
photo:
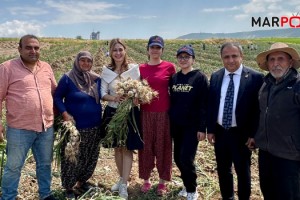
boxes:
[2,37,300,199]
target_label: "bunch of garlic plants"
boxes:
[101,77,158,148]
[63,120,81,164]
[54,118,81,166]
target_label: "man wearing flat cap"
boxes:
[254,42,300,200]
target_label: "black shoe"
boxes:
[65,190,76,199]
[77,182,94,193]
[44,194,58,200]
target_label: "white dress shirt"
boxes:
[217,65,243,127]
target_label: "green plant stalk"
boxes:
[0,150,5,187]
[102,99,139,148]
[129,106,144,144]
[52,116,71,169]
[53,129,68,169]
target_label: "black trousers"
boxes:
[61,127,101,189]
[214,124,251,200]
[259,150,300,200]
[171,124,199,193]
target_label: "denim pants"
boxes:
[1,126,54,200]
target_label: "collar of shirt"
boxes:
[224,64,243,77]
[19,57,41,73]
[218,64,243,127]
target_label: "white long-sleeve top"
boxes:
[101,64,140,108]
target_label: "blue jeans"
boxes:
[1,126,54,200]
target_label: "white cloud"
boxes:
[9,7,49,16]
[45,0,122,11]
[51,14,124,24]
[0,20,44,37]
[45,0,126,24]
[267,3,282,11]
[202,6,239,13]
[234,14,249,21]
[241,0,293,15]
[201,0,292,17]
[138,16,157,19]
[289,1,300,10]
[197,0,298,33]
[242,1,268,14]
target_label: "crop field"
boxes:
[0,37,300,200]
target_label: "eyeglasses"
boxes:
[177,56,191,61]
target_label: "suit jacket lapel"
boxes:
[237,66,249,104]
[216,68,225,100]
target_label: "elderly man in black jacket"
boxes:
[254,42,300,200]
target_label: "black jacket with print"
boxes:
[169,69,209,132]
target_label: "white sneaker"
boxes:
[187,191,199,200]
[119,183,128,199]
[178,187,187,197]
[111,177,123,191]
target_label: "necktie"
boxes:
[222,73,234,129]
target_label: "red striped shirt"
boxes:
[0,57,57,132]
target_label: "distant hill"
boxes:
[177,28,300,39]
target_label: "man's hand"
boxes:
[207,133,215,145]
[246,138,256,151]
[197,132,206,141]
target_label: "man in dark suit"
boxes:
[207,42,264,200]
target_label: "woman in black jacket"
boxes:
[169,45,209,200]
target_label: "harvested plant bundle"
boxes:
[54,118,81,165]
[101,77,158,148]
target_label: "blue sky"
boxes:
[1,0,299,39]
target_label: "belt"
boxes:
[216,123,238,131]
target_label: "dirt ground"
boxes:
[12,142,263,200]
[0,40,263,200]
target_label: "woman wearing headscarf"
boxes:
[54,51,102,199]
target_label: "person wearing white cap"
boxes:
[253,42,300,200]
